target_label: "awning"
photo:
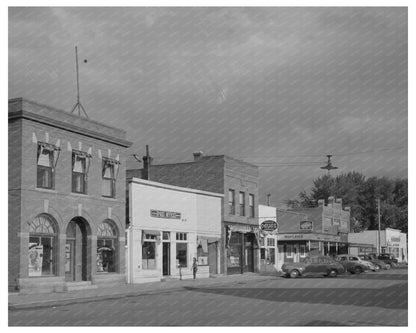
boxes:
[142,230,161,236]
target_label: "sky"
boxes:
[8,6,408,207]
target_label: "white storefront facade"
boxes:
[258,205,279,273]
[348,228,407,263]
[126,178,222,283]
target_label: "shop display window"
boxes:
[142,241,156,270]
[299,244,307,257]
[227,233,241,268]
[267,248,275,264]
[286,244,294,258]
[28,214,57,277]
[97,220,117,273]
[176,243,187,268]
[197,240,209,266]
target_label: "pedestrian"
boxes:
[192,257,198,279]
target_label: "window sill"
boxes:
[101,196,117,201]
[68,192,91,198]
[35,187,57,194]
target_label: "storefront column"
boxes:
[308,240,311,252]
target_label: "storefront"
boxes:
[127,178,222,283]
[225,224,260,275]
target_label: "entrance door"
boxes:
[65,240,75,280]
[243,233,254,273]
[293,244,300,263]
[162,243,170,276]
[65,218,90,282]
[208,242,217,274]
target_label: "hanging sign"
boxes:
[260,220,278,232]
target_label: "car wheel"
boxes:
[289,269,300,278]
[385,264,391,270]
[353,266,363,274]
[328,269,338,278]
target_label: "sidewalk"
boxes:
[8,273,276,310]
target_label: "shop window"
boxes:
[102,158,118,198]
[228,189,235,215]
[299,244,307,257]
[239,192,245,216]
[28,214,58,277]
[227,232,242,268]
[142,233,157,270]
[286,244,294,258]
[260,248,266,260]
[97,220,117,273]
[176,243,187,268]
[36,142,60,189]
[162,231,170,241]
[249,194,255,218]
[197,243,209,266]
[72,150,91,194]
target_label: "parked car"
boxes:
[281,255,345,278]
[359,254,390,270]
[335,255,375,274]
[376,253,399,267]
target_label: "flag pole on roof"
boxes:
[70,46,89,118]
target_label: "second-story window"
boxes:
[249,194,255,218]
[228,189,235,215]
[102,158,119,198]
[72,150,91,194]
[36,142,60,190]
[239,191,245,216]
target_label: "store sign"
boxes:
[260,220,278,232]
[299,220,313,231]
[390,237,401,243]
[150,209,181,219]
[278,233,341,242]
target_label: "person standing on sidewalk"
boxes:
[192,257,198,279]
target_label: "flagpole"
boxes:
[70,46,89,118]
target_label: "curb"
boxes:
[9,276,278,311]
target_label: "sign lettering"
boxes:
[260,220,278,232]
[150,209,181,219]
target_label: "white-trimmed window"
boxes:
[102,158,119,198]
[37,142,60,189]
[239,192,245,216]
[176,233,188,268]
[299,244,307,257]
[29,214,58,277]
[72,150,91,194]
[267,238,275,247]
[142,234,157,270]
[286,244,294,258]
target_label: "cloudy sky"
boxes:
[8,7,407,207]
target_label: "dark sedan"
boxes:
[281,255,345,278]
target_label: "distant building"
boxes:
[348,228,407,262]
[276,197,350,270]
[126,178,223,283]
[127,152,260,275]
[8,98,132,292]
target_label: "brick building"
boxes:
[8,98,132,292]
[276,197,350,271]
[127,152,260,275]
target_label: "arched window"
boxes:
[96,220,117,273]
[29,214,57,277]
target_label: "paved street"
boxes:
[9,269,407,326]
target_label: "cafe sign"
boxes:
[150,209,181,219]
[299,220,313,231]
[260,220,278,232]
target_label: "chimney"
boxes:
[318,199,325,207]
[142,145,153,180]
[193,151,203,161]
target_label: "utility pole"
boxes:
[376,198,381,255]
[267,194,271,206]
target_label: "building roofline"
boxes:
[129,177,224,198]
[9,97,133,148]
